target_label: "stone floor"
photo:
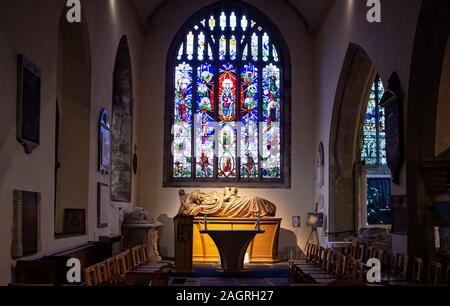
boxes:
[168,262,290,287]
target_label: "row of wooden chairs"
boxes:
[290,242,450,285]
[84,245,169,286]
[289,243,366,285]
[346,241,449,285]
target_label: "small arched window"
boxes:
[361,75,387,166]
[164,2,291,188]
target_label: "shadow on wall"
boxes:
[278,228,302,260]
[157,214,174,258]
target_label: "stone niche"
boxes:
[121,207,162,262]
[12,190,41,258]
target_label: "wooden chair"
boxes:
[398,254,409,280]
[140,245,150,264]
[321,249,330,270]
[427,261,442,285]
[356,244,365,262]
[315,247,325,265]
[383,252,395,274]
[373,249,384,264]
[131,246,143,270]
[84,266,98,286]
[115,253,129,280]
[335,254,348,279]
[383,253,410,283]
[123,250,134,272]
[95,262,109,285]
[352,259,366,281]
[306,244,316,263]
[366,246,375,261]
[349,241,358,259]
[444,264,450,285]
[304,243,312,260]
[105,258,119,283]
[324,250,334,273]
[412,257,424,283]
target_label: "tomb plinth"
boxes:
[122,208,162,262]
[177,188,281,263]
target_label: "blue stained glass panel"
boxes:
[262,64,281,178]
[240,64,259,178]
[196,63,215,178]
[173,63,193,177]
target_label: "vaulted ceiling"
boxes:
[129,0,334,35]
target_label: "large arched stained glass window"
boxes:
[360,75,392,226]
[164,3,290,187]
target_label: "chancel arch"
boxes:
[54,5,91,235]
[328,44,377,240]
[435,32,450,156]
[163,0,291,188]
[406,0,450,260]
[111,36,134,203]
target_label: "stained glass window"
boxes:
[166,5,289,186]
[361,75,386,166]
[361,75,392,226]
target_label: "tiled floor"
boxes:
[169,262,290,287]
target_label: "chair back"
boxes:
[115,253,128,279]
[95,262,109,285]
[84,266,98,286]
[427,261,442,285]
[131,246,143,269]
[106,258,118,283]
[139,245,150,264]
[412,257,424,283]
[357,245,365,261]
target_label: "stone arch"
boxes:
[55,5,91,234]
[435,33,450,156]
[406,0,450,259]
[111,36,134,203]
[328,43,376,240]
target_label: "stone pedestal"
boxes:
[122,208,162,262]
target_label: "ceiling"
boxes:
[129,0,334,34]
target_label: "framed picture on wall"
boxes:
[98,109,111,174]
[63,209,86,234]
[97,182,109,228]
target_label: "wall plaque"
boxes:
[380,72,404,185]
[17,54,41,154]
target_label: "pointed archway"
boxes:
[328,44,376,240]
